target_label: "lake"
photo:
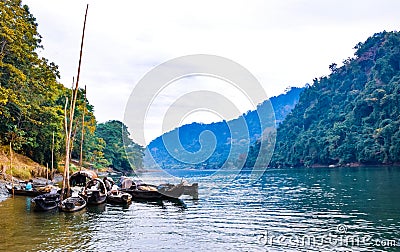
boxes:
[0,166,399,251]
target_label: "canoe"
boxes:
[81,178,107,205]
[5,184,54,197]
[157,183,185,199]
[31,193,60,211]
[120,184,183,201]
[119,178,184,200]
[59,195,86,212]
[182,182,199,199]
[70,170,98,187]
[121,185,164,201]
[106,191,132,205]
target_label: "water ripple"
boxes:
[0,167,399,251]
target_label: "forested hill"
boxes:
[145,87,304,169]
[269,31,400,167]
[0,1,143,173]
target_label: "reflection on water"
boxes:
[0,167,399,251]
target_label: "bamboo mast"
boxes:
[61,4,89,200]
[9,142,14,197]
[51,131,54,181]
[61,96,69,199]
[79,85,86,169]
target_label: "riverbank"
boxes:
[0,179,10,202]
[0,145,50,180]
[0,175,62,203]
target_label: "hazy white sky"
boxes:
[24,0,400,141]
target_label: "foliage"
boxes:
[69,89,109,168]
[0,0,65,167]
[96,120,144,171]
[0,1,144,172]
[146,87,303,169]
[267,31,400,167]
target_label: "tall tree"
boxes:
[96,120,144,172]
[269,31,400,167]
[0,0,64,166]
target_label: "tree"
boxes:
[96,120,144,171]
[268,31,400,167]
[0,0,65,167]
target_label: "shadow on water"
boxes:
[87,203,107,214]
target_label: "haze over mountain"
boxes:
[145,87,304,169]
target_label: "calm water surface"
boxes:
[0,166,399,251]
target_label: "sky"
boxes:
[23,0,400,143]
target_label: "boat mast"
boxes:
[9,142,14,197]
[51,131,54,181]
[61,4,89,200]
[79,85,86,170]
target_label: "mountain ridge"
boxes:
[145,86,304,169]
[267,31,400,167]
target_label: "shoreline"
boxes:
[0,179,9,202]
[0,175,61,203]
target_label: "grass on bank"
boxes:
[0,146,109,181]
[0,145,48,180]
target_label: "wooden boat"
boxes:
[106,190,132,205]
[121,184,163,200]
[59,195,86,212]
[120,179,184,200]
[182,182,199,199]
[31,193,60,211]
[81,178,107,205]
[70,170,98,187]
[157,183,185,199]
[5,184,58,197]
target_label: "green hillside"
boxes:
[269,31,400,167]
[0,1,143,174]
[145,87,304,169]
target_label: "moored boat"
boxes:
[31,193,60,211]
[157,183,185,199]
[120,184,164,201]
[70,170,98,187]
[59,195,86,212]
[120,179,183,201]
[106,190,132,205]
[5,184,59,197]
[182,182,199,199]
[81,178,107,205]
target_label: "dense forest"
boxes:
[148,31,400,170]
[96,120,144,171]
[0,1,143,172]
[3,1,399,174]
[145,87,303,169]
[264,31,400,167]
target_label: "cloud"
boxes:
[24,0,400,141]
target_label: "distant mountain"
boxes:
[266,31,400,167]
[145,87,304,169]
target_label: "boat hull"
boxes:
[31,193,60,211]
[84,190,107,205]
[182,183,199,199]
[120,188,163,200]
[81,178,108,205]
[158,184,185,199]
[106,192,132,204]
[6,185,46,197]
[60,196,87,212]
